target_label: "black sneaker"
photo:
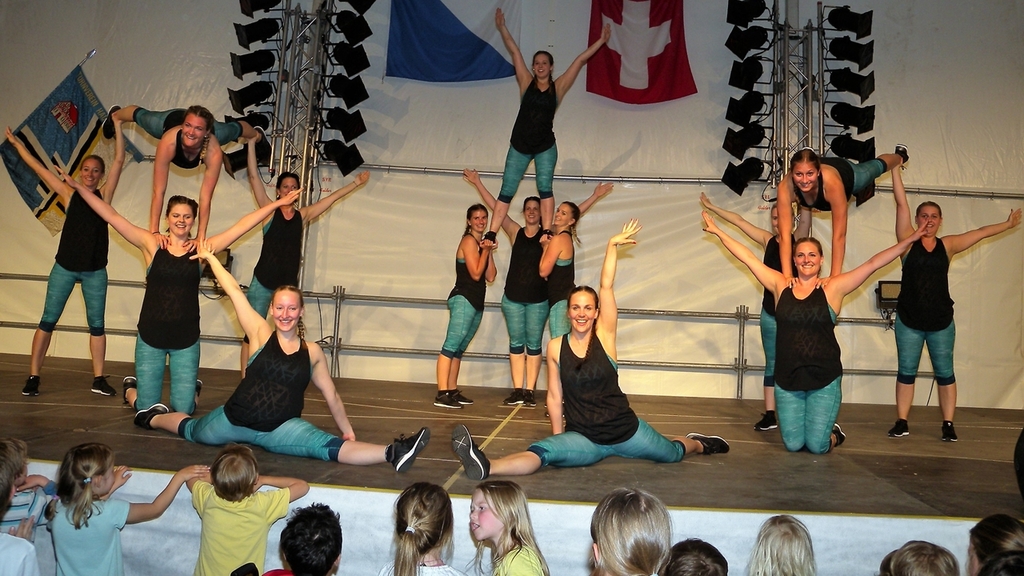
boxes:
[450,389,474,405]
[134,403,169,430]
[91,376,117,397]
[832,423,846,448]
[102,105,121,139]
[22,376,40,396]
[451,424,489,480]
[895,144,910,166]
[754,411,777,431]
[942,421,958,442]
[434,392,462,409]
[686,433,730,455]
[386,427,430,472]
[503,389,524,406]
[122,376,137,406]
[522,389,537,408]
[888,419,909,437]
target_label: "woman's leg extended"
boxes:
[533,144,557,230]
[257,418,348,462]
[805,378,843,454]
[774,387,808,452]
[612,419,686,463]
[528,432,612,468]
[178,406,259,446]
[167,340,201,414]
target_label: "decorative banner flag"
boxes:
[386,0,522,82]
[587,0,697,104]
[0,66,144,235]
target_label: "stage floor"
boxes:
[3,353,1022,519]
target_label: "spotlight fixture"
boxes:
[230,49,276,80]
[331,42,371,77]
[223,136,272,175]
[831,134,876,163]
[725,26,769,59]
[325,107,367,143]
[239,0,282,18]
[323,139,364,176]
[728,57,764,91]
[725,91,766,126]
[828,37,874,71]
[827,7,873,40]
[228,81,274,114]
[234,18,280,50]
[334,11,373,45]
[726,0,767,28]
[722,124,766,160]
[327,75,369,108]
[721,157,765,195]
[224,112,270,131]
[829,67,874,102]
[830,102,875,134]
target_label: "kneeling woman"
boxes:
[451,221,729,480]
[703,211,925,453]
[139,243,430,471]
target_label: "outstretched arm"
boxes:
[308,343,356,442]
[464,169,520,239]
[821,168,849,277]
[826,225,928,307]
[943,208,1022,257]
[496,8,533,91]
[126,465,209,524]
[703,211,786,297]
[192,241,272,347]
[196,139,224,243]
[700,192,773,247]
[553,23,611,101]
[150,131,177,235]
[776,179,796,278]
[578,182,614,216]
[892,168,915,242]
[246,137,274,209]
[5,127,74,207]
[100,116,127,203]
[205,189,300,254]
[299,171,369,222]
[596,220,641,352]
[255,475,309,503]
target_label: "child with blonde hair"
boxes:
[379,482,467,576]
[470,481,548,576]
[590,488,672,576]
[1,437,54,542]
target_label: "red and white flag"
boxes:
[586,0,697,105]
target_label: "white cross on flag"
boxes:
[586,0,696,105]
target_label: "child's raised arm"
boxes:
[255,475,309,503]
[126,465,209,525]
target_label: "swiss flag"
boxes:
[586,0,697,105]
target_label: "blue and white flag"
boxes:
[386,0,522,82]
[0,66,144,235]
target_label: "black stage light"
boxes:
[722,157,765,195]
[331,42,371,77]
[725,91,766,126]
[828,36,874,71]
[235,18,280,50]
[725,26,769,59]
[831,134,876,163]
[344,0,376,15]
[228,81,274,114]
[323,139,364,176]
[723,124,766,160]
[240,0,282,18]
[325,107,367,143]
[224,112,270,131]
[230,50,276,80]
[728,57,764,91]
[726,0,767,28]
[828,7,872,40]
[335,11,373,45]
[327,75,369,108]
[830,102,875,134]
[223,136,272,175]
[829,67,874,102]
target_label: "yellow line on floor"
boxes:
[443,405,521,491]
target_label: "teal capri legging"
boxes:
[134,336,200,414]
[501,295,548,355]
[760,308,777,387]
[440,295,483,359]
[894,315,956,385]
[179,405,343,461]
[850,158,887,193]
[38,263,107,336]
[548,300,569,339]
[133,108,243,144]
[775,377,842,455]
[497,144,557,203]
[527,419,685,468]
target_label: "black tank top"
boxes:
[559,334,639,445]
[897,238,954,331]
[795,157,855,211]
[137,249,201,349]
[253,208,303,290]
[224,334,311,432]
[509,81,557,155]
[170,130,202,170]
[546,231,575,306]
[55,191,108,272]
[773,287,842,391]
[505,227,547,304]
[760,235,792,317]
[447,245,487,312]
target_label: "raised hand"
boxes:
[701,210,720,234]
[463,168,481,186]
[610,218,641,246]
[353,170,370,186]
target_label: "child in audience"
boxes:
[590,488,672,576]
[967,514,1024,576]
[379,482,467,576]
[264,503,343,576]
[188,444,309,576]
[469,481,548,576]
[0,438,54,542]
[664,539,728,576]
[0,438,40,576]
[45,442,206,576]
[879,540,958,576]
[747,515,815,576]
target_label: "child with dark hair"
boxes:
[665,539,728,576]
[0,438,40,576]
[265,504,343,576]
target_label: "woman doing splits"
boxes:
[137,242,430,471]
[482,9,610,245]
[703,211,926,453]
[450,221,729,480]
[700,192,810,431]
[6,121,125,397]
[777,146,908,280]
[887,168,1021,441]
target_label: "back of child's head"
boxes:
[280,503,343,576]
[747,515,815,576]
[472,480,550,576]
[45,442,114,528]
[665,539,728,576]
[211,444,259,502]
[978,551,1024,576]
[879,540,958,576]
[393,482,454,576]
[0,438,29,514]
[590,488,672,576]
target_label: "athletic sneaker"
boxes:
[754,411,777,431]
[122,376,137,406]
[451,424,490,480]
[686,433,730,455]
[386,427,430,473]
[434,392,462,409]
[941,421,958,442]
[832,423,846,448]
[888,419,910,438]
[450,389,474,405]
[22,376,40,396]
[503,389,524,406]
[522,389,537,408]
[134,403,169,430]
[101,105,121,139]
[895,144,910,166]
[91,376,117,397]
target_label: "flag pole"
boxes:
[78,49,97,68]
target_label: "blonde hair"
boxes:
[211,444,259,502]
[747,515,815,576]
[590,488,671,576]
[392,483,454,576]
[472,481,550,576]
[880,540,958,576]
[45,443,115,529]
